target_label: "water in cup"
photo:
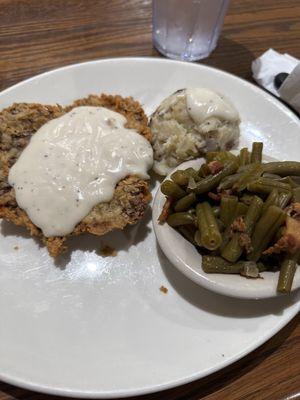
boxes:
[152,0,229,61]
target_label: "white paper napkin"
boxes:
[252,49,300,113]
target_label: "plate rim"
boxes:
[0,56,299,124]
[0,57,299,398]
[0,303,298,399]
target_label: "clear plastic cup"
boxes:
[152,0,230,62]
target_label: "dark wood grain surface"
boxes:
[0,0,299,399]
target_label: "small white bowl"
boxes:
[152,159,300,299]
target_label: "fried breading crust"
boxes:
[0,94,152,257]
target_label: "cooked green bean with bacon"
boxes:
[158,142,300,293]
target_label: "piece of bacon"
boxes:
[239,233,253,253]
[231,216,246,234]
[263,212,300,255]
[207,160,224,175]
[285,202,300,220]
[158,198,173,224]
[208,192,221,202]
[221,189,233,196]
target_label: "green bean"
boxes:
[174,193,197,212]
[217,173,242,190]
[198,163,211,177]
[202,256,241,274]
[262,189,279,213]
[161,180,186,199]
[238,163,257,173]
[248,206,286,262]
[263,174,298,188]
[185,167,198,176]
[239,147,251,166]
[277,191,292,209]
[257,262,269,272]
[247,178,291,194]
[222,196,263,262]
[289,176,300,186]
[206,151,238,164]
[186,208,196,216]
[262,173,282,180]
[195,161,238,194]
[239,193,254,206]
[219,223,235,250]
[236,202,249,216]
[220,195,238,227]
[187,175,199,191]
[219,202,249,251]
[234,164,263,192]
[205,152,219,162]
[196,202,222,250]
[185,168,201,181]
[212,206,220,217]
[202,257,265,275]
[293,187,300,202]
[278,176,299,188]
[167,212,195,227]
[221,235,241,263]
[288,176,300,186]
[221,152,239,164]
[194,230,202,246]
[250,142,263,163]
[239,196,263,235]
[171,170,189,187]
[177,226,197,246]
[217,219,226,232]
[277,251,300,293]
[262,161,300,176]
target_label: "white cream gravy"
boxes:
[9,106,153,237]
[186,88,239,124]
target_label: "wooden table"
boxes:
[0,0,299,399]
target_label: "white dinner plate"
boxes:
[0,58,299,398]
[153,157,300,300]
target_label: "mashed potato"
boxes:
[150,88,240,175]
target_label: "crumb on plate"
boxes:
[159,285,168,294]
[99,245,117,257]
[13,245,19,250]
